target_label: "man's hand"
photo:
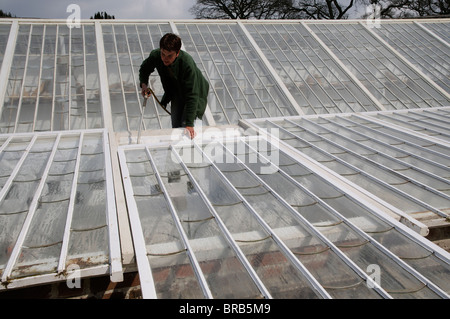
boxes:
[141,83,151,98]
[185,126,196,139]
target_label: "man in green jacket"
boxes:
[139,33,209,139]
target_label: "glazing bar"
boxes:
[82,25,88,129]
[302,22,386,112]
[94,22,114,133]
[377,112,450,142]
[117,147,157,298]
[50,25,58,131]
[131,25,159,130]
[67,26,72,130]
[0,21,18,114]
[110,25,130,132]
[291,117,450,213]
[179,24,234,123]
[361,21,450,102]
[242,134,450,298]
[57,132,83,275]
[313,114,450,187]
[238,22,303,116]
[171,143,272,299]
[102,130,123,282]
[2,133,61,282]
[352,114,450,169]
[203,24,245,119]
[270,120,449,219]
[220,24,268,117]
[0,135,38,204]
[190,140,332,299]
[415,22,450,48]
[145,146,214,299]
[214,139,392,299]
[12,25,33,133]
[32,25,46,132]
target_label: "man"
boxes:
[139,33,209,139]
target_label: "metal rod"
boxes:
[137,96,147,144]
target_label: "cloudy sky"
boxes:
[1,0,197,20]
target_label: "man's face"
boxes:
[161,48,179,66]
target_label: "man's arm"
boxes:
[139,51,157,96]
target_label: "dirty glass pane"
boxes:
[102,23,172,131]
[0,23,11,68]
[177,23,297,125]
[247,110,450,297]
[67,133,108,268]
[0,24,102,133]
[0,130,118,283]
[245,23,378,115]
[373,23,450,93]
[309,23,449,109]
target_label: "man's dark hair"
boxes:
[160,33,182,53]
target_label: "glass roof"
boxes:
[0,19,448,133]
[420,21,450,43]
[246,107,450,226]
[119,134,450,298]
[372,22,450,93]
[102,23,173,131]
[0,129,122,289]
[176,23,299,124]
[0,23,11,69]
[0,23,103,133]
[244,23,380,115]
[0,18,448,298]
[309,23,449,110]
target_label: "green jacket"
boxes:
[139,49,209,127]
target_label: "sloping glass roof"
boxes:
[245,107,450,226]
[0,129,122,289]
[118,135,450,298]
[176,23,299,124]
[0,23,11,69]
[0,23,103,133]
[243,23,381,114]
[0,18,448,298]
[1,19,448,134]
[102,23,173,131]
[309,23,449,110]
[372,22,450,93]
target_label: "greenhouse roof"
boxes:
[0,18,449,299]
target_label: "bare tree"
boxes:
[363,0,449,18]
[286,0,356,19]
[191,0,304,19]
